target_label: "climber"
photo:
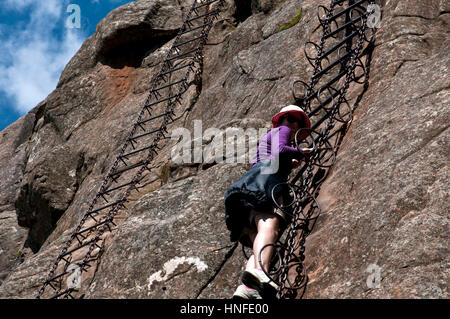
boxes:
[224,105,312,299]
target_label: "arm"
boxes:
[251,126,306,167]
[273,126,305,159]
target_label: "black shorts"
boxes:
[224,158,293,247]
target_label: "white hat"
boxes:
[271,105,311,128]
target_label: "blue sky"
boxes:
[0,0,134,132]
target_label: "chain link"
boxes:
[275,0,374,299]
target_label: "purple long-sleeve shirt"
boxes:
[250,126,304,168]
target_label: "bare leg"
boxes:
[253,212,280,272]
[245,230,257,271]
[245,255,255,271]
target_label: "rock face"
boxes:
[305,0,450,298]
[0,111,34,283]
[0,0,448,298]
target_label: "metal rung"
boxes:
[167,48,199,62]
[109,161,149,178]
[60,238,101,259]
[129,128,162,142]
[310,87,357,131]
[99,181,134,196]
[89,200,124,216]
[137,111,174,126]
[324,16,362,39]
[321,30,358,60]
[46,270,70,284]
[313,51,351,80]
[329,0,367,22]
[309,88,341,117]
[159,62,194,77]
[306,70,346,102]
[309,72,364,117]
[311,109,336,132]
[144,94,179,109]
[152,79,186,93]
[179,22,212,36]
[174,36,205,49]
[74,219,112,237]
[186,9,219,24]
[122,145,156,159]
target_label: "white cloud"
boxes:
[0,0,85,113]
[3,0,35,10]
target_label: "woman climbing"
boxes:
[224,105,312,299]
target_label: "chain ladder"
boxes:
[36,0,226,299]
[271,0,375,299]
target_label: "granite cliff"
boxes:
[0,0,448,298]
